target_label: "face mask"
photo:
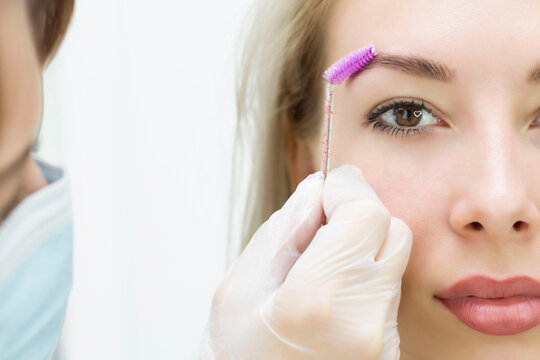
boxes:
[0,163,72,359]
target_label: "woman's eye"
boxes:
[365,99,442,137]
[380,104,438,128]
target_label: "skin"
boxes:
[0,0,48,221]
[287,0,540,358]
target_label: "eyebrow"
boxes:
[528,65,540,82]
[347,53,456,84]
[347,52,540,85]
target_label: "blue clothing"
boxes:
[0,160,72,360]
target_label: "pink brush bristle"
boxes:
[323,44,378,84]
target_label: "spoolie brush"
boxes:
[320,44,378,180]
[320,44,377,224]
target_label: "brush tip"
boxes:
[323,44,378,84]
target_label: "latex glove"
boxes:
[200,165,412,360]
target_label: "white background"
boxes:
[37,0,252,358]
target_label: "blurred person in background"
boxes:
[0,0,74,358]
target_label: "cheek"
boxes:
[0,10,43,170]
[0,54,43,144]
[531,132,540,149]
[364,163,445,282]
[360,158,456,317]
[330,129,455,292]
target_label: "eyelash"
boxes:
[364,99,439,138]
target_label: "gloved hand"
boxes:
[200,165,412,360]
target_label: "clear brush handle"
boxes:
[321,81,335,178]
[320,81,335,225]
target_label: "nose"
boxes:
[448,128,540,244]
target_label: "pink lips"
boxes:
[434,276,540,335]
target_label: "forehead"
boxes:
[327,0,540,85]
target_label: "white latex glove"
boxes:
[200,165,412,360]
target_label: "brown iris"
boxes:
[395,106,423,127]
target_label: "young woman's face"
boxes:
[310,0,540,357]
[0,1,44,219]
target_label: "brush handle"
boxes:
[321,81,335,225]
[321,81,334,178]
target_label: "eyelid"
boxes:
[366,97,446,122]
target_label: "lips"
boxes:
[435,276,540,299]
[434,275,540,335]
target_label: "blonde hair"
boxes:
[229,0,333,265]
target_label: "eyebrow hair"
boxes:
[347,53,456,84]
[528,65,540,82]
[347,53,540,85]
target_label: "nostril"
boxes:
[513,221,527,231]
[467,222,483,231]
